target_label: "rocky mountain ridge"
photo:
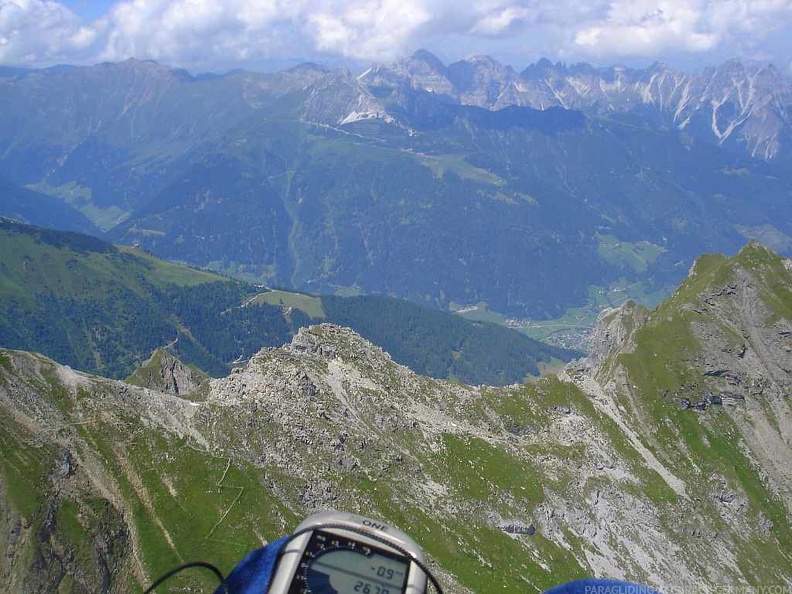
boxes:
[581,241,792,516]
[1,242,790,592]
[362,52,792,160]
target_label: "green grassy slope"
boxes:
[1,243,790,592]
[0,359,296,592]
[4,299,789,591]
[602,242,792,583]
[0,218,298,378]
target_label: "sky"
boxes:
[2,0,792,73]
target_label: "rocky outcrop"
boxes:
[586,300,649,369]
[125,348,206,396]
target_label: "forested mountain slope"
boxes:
[0,219,570,384]
[1,58,790,319]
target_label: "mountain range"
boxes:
[2,45,792,594]
[364,51,792,162]
[0,54,790,321]
[1,241,789,591]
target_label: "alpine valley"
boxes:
[1,50,792,594]
[1,53,791,322]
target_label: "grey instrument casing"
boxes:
[266,511,427,594]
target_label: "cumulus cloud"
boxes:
[98,0,306,64]
[0,0,96,64]
[306,0,432,59]
[74,0,578,64]
[573,0,792,57]
[574,1,718,56]
[0,0,791,68]
[469,3,537,36]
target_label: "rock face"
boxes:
[125,347,206,396]
[585,299,649,369]
[568,242,792,582]
[363,52,792,160]
[0,244,791,592]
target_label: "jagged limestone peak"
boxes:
[408,49,447,73]
[237,324,401,397]
[125,347,207,396]
[211,323,448,419]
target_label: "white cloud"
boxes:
[306,0,432,60]
[98,0,305,64]
[0,0,96,64]
[573,0,792,58]
[0,0,791,68]
[470,5,536,36]
[96,0,553,64]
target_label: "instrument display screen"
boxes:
[287,529,410,594]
